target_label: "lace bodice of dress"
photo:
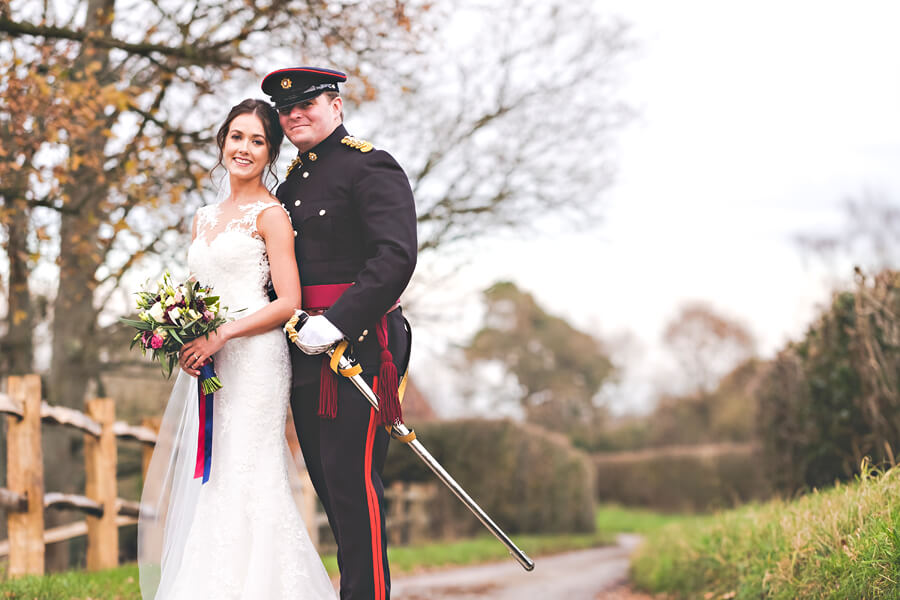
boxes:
[188,200,289,315]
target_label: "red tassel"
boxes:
[318,355,339,419]
[377,350,402,426]
[375,316,402,426]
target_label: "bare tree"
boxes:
[796,190,900,276]
[362,0,633,255]
[662,302,757,395]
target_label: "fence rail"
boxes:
[0,389,158,442]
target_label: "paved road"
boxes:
[390,534,643,600]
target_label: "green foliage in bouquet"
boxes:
[119,271,234,378]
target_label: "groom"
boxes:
[262,67,417,599]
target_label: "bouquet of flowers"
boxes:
[120,271,231,387]
[121,271,237,483]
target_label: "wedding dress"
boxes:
[138,200,336,599]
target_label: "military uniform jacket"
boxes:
[276,124,417,383]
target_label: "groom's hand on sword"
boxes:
[292,311,344,355]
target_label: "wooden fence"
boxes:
[385,480,436,546]
[309,481,437,555]
[0,374,161,576]
[0,374,438,578]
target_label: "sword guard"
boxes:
[389,425,416,444]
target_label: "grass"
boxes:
[0,564,140,599]
[631,462,900,599]
[593,502,690,535]
[381,525,613,574]
[0,504,674,599]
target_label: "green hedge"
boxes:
[383,419,595,536]
[756,270,900,494]
[593,443,770,512]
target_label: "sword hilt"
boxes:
[293,309,310,329]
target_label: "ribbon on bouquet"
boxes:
[194,362,223,484]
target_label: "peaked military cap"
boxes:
[261,67,347,111]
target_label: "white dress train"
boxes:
[138,201,336,599]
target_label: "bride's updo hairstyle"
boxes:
[213,98,284,189]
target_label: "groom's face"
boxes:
[278,94,342,153]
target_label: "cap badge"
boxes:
[281,78,292,89]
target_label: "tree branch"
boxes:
[95,222,181,310]
[6,194,80,215]
[0,17,234,65]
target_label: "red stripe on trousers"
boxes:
[364,381,385,600]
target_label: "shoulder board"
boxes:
[341,135,374,153]
[285,154,303,178]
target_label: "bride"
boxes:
[138,98,337,599]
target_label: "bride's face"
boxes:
[223,113,270,181]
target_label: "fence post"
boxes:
[6,375,45,576]
[407,483,433,545]
[388,481,406,545]
[85,398,118,570]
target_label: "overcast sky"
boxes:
[414,0,900,414]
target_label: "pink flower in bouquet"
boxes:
[150,333,164,349]
[203,310,214,322]
[141,331,152,348]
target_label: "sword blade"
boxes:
[402,424,536,571]
[330,349,535,572]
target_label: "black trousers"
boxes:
[290,313,409,600]
[292,379,390,599]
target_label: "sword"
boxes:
[285,310,535,572]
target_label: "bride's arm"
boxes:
[179,206,300,374]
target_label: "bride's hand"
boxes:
[180,330,228,377]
